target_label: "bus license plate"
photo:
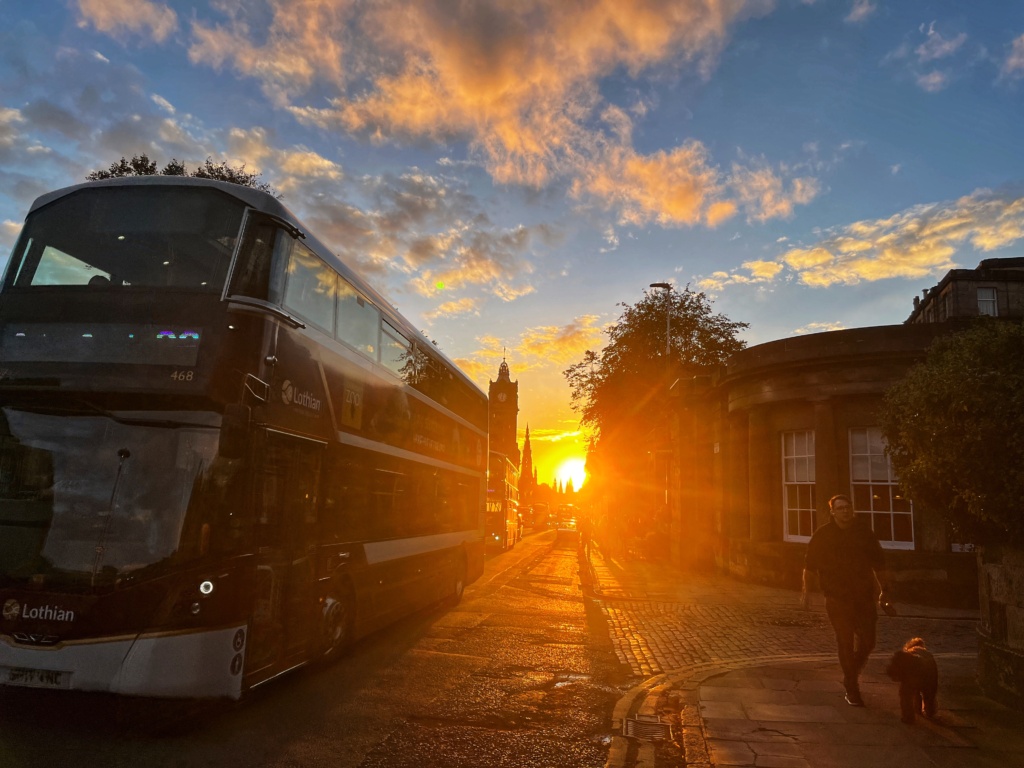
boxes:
[3,666,70,689]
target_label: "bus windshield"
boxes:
[4,186,246,291]
[0,407,234,587]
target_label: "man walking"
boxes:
[801,494,890,707]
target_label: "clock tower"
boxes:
[488,359,520,467]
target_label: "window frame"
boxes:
[781,429,817,543]
[848,427,914,550]
[977,286,998,317]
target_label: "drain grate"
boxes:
[623,714,672,741]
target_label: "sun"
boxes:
[555,458,587,489]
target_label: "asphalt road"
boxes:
[0,529,626,768]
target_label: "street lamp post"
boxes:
[650,282,671,356]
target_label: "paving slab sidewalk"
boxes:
[581,548,1024,768]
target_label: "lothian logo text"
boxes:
[2,599,75,622]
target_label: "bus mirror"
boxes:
[219,404,251,459]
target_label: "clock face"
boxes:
[497,392,507,402]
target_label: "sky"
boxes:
[2,1,1024,488]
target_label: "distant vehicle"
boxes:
[532,502,551,529]
[555,512,578,544]
[0,176,488,699]
[486,451,519,550]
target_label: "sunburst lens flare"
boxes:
[556,458,587,489]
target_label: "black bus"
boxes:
[486,451,519,551]
[0,176,487,698]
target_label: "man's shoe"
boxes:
[844,690,865,707]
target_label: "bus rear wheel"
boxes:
[450,557,467,606]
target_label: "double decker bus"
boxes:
[486,451,519,551]
[0,176,487,699]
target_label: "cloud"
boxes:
[600,225,619,253]
[845,1,876,24]
[424,297,481,320]
[184,0,787,229]
[188,0,352,108]
[915,22,967,63]
[75,0,178,43]
[0,108,26,153]
[793,321,845,335]
[1002,34,1024,80]
[151,94,175,114]
[293,170,547,301]
[1,220,22,252]
[789,189,1024,286]
[574,141,729,227]
[528,427,586,444]
[516,316,605,366]
[696,258,784,291]
[729,160,821,222]
[698,188,1024,290]
[915,70,949,92]
[883,21,971,93]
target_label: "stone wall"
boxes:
[978,545,1024,709]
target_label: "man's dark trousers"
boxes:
[825,596,877,692]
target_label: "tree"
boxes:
[87,153,277,196]
[880,319,1024,544]
[563,286,747,510]
[87,153,158,178]
[564,285,747,438]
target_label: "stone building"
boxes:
[668,257,1024,607]
[488,359,520,467]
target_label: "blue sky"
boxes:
[1,0,1023,483]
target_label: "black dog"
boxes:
[885,637,938,723]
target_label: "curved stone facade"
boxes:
[674,323,978,608]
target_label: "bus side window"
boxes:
[323,452,370,542]
[282,244,337,334]
[337,280,380,360]
[381,321,411,379]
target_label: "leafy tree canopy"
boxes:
[87,153,278,196]
[880,320,1024,544]
[564,286,746,480]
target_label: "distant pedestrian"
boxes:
[801,494,891,707]
[577,513,593,561]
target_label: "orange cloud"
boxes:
[424,297,481,320]
[182,0,797,228]
[517,316,605,366]
[76,0,178,43]
[730,161,821,222]
[188,0,351,107]
[788,190,1024,287]
[698,189,1024,291]
[793,321,846,335]
[574,142,728,227]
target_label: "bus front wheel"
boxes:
[321,592,354,658]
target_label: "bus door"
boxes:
[245,430,324,679]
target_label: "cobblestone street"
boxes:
[588,551,978,679]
